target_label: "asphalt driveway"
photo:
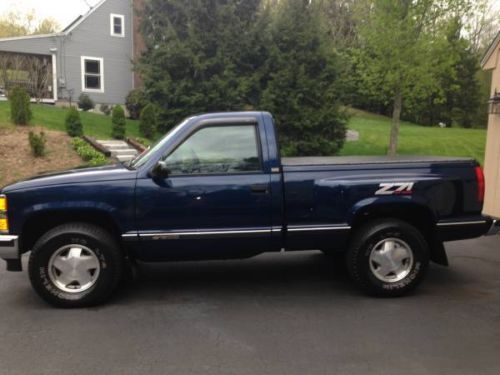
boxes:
[0,235,499,375]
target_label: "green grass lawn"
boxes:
[0,102,487,164]
[340,109,487,164]
[0,101,141,140]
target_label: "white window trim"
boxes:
[81,56,105,93]
[110,13,125,37]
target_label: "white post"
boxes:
[51,53,58,102]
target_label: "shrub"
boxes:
[71,138,108,166]
[28,131,47,157]
[78,93,95,111]
[100,104,113,116]
[111,105,126,139]
[125,89,146,119]
[65,107,83,137]
[139,103,157,139]
[9,86,32,125]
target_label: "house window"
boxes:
[81,56,104,93]
[110,14,125,37]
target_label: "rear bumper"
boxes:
[486,220,500,236]
[436,217,492,242]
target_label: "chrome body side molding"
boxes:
[122,224,351,241]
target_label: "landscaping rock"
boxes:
[346,130,359,142]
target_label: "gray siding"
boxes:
[61,0,134,104]
[0,0,134,104]
[0,35,58,55]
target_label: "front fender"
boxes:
[6,181,136,235]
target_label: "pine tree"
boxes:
[260,0,347,155]
[65,107,83,137]
[139,103,157,139]
[139,0,266,132]
[111,106,126,139]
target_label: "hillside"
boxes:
[341,109,486,164]
[0,102,141,140]
[0,102,487,164]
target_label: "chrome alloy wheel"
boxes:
[48,245,100,293]
[369,238,414,283]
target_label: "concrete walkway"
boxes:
[96,140,138,162]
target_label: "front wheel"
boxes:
[28,223,124,308]
[346,219,430,297]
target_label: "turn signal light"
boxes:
[0,218,8,232]
[0,195,8,233]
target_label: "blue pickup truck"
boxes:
[0,112,498,307]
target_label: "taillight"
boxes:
[475,166,485,204]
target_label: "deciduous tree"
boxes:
[354,0,473,154]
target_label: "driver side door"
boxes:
[134,121,274,260]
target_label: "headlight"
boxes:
[0,195,8,233]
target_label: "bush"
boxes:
[139,103,157,139]
[78,93,95,111]
[65,107,83,137]
[28,131,47,157]
[125,89,146,119]
[9,86,32,125]
[111,106,126,139]
[100,104,113,116]
[71,138,108,166]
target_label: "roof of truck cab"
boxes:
[282,156,475,166]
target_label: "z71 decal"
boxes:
[375,182,415,196]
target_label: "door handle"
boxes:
[250,184,269,194]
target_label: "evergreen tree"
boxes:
[9,86,32,125]
[260,0,347,155]
[139,0,266,132]
[111,106,126,139]
[65,107,83,137]
[139,103,157,139]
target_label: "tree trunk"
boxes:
[388,87,402,156]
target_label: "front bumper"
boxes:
[0,235,22,271]
[486,220,500,236]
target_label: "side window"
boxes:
[110,14,125,37]
[81,57,104,92]
[164,125,262,175]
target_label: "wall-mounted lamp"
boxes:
[488,90,500,114]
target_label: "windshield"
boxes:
[129,118,190,169]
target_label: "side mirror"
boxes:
[150,161,170,179]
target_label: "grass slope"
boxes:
[0,101,140,140]
[0,102,487,164]
[341,109,486,164]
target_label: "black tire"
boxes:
[346,219,429,297]
[28,223,124,308]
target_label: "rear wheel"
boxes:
[346,219,429,297]
[28,223,123,308]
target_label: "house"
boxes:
[0,0,145,105]
[481,31,500,219]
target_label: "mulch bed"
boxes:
[0,126,83,187]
